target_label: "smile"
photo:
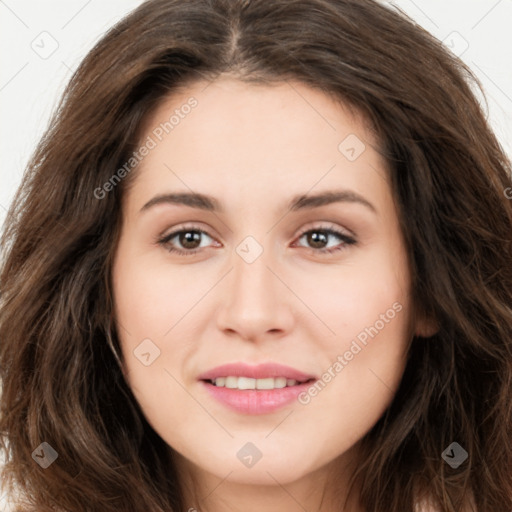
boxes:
[208,376,310,390]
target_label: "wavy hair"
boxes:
[1,0,511,510]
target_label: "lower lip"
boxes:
[200,380,315,414]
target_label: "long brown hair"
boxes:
[1,0,511,510]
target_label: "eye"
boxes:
[156,225,218,256]
[156,223,356,256]
[293,225,356,255]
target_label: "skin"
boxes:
[112,77,435,512]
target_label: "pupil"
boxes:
[308,231,327,248]
[180,231,201,249]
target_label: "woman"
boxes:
[1,0,511,510]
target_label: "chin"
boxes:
[213,459,313,486]
[173,437,320,486]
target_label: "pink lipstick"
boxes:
[198,362,317,414]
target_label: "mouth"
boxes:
[198,362,317,414]
[204,376,315,390]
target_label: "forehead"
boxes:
[141,77,382,154]
[125,77,390,213]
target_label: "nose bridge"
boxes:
[230,238,276,309]
[215,234,294,339]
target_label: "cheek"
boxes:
[292,244,412,429]
[292,244,410,349]
[111,243,210,419]
[112,244,207,344]
[111,251,196,436]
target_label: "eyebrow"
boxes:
[139,190,377,215]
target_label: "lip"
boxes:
[198,362,316,382]
[198,362,317,415]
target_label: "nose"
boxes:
[215,244,295,343]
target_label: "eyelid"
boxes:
[294,221,354,240]
[156,222,220,248]
[159,222,212,238]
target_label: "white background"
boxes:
[1,0,511,509]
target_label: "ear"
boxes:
[414,310,439,338]
[413,307,440,338]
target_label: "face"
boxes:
[112,77,428,490]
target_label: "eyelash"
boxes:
[156,223,356,257]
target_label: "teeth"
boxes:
[238,377,256,389]
[212,376,299,390]
[225,376,238,389]
[257,378,277,390]
[273,377,287,389]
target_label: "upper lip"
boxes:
[198,363,317,382]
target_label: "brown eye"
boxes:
[177,230,202,249]
[305,231,329,249]
[295,227,356,254]
[158,228,216,255]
